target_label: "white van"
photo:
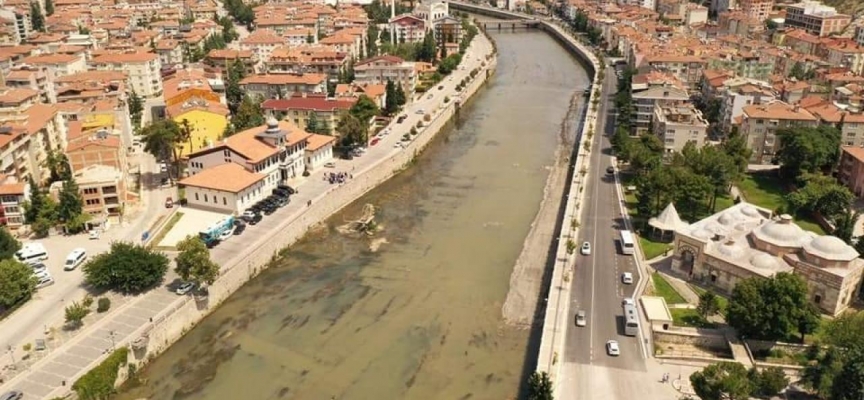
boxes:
[15,243,48,265]
[64,248,87,271]
[36,275,54,289]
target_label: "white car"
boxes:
[33,270,50,280]
[606,340,620,356]
[621,272,634,285]
[218,227,235,242]
[580,241,591,255]
[31,262,48,275]
[176,282,196,295]
[622,297,635,307]
[88,230,100,240]
[575,310,586,327]
[36,276,54,289]
[416,109,425,115]
[324,162,336,168]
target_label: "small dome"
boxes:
[266,116,279,128]
[752,218,805,248]
[716,240,746,259]
[750,252,779,271]
[804,235,859,261]
[691,228,714,240]
[741,206,761,218]
[718,211,741,226]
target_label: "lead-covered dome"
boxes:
[804,235,859,261]
[752,215,806,248]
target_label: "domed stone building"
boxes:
[671,201,864,316]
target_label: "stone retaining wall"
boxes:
[654,330,729,350]
[95,34,498,393]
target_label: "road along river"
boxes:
[117,30,591,400]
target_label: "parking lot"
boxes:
[157,208,230,248]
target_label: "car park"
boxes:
[176,282,195,295]
[64,248,87,271]
[606,340,620,356]
[580,241,591,255]
[575,310,586,327]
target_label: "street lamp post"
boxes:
[107,330,116,351]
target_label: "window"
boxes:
[814,294,822,304]
[83,188,98,195]
[194,192,198,201]
[85,198,101,206]
[223,197,227,205]
[4,206,18,213]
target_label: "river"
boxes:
[117,29,591,400]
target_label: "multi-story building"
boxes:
[19,53,86,78]
[89,52,163,98]
[389,15,426,44]
[0,178,27,229]
[5,67,54,103]
[652,103,710,153]
[0,104,66,183]
[739,101,818,163]
[74,164,125,216]
[0,7,30,45]
[355,55,417,94]
[434,16,463,48]
[239,73,327,99]
[825,41,864,76]
[54,71,128,106]
[266,46,347,80]
[838,146,864,198]
[738,0,774,22]
[262,94,356,135]
[805,102,864,147]
[239,29,286,69]
[856,25,864,47]
[718,80,776,133]
[181,118,317,213]
[164,70,229,155]
[784,1,850,37]
[638,54,706,90]
[631,85,690,135]
[414,0,449,29]
[205,49,256,76]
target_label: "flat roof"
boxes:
[640,296,673,322]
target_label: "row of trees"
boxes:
[363,0,412,24]
[555,8,603,46]
[690,362,789,400]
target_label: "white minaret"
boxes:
[390,0,396,45]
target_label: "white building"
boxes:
[305,134,336,171]
[652,103,709,153]
[89,53,163,98]
[355,55,417,94]
[414,0,449,29]
[180,163,268,213]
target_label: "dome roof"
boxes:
[691,228,714,240]
[716,240,746,260]
[741,206,761,218]
[803,235,859,261]
[750,252,780,272]
[752,215,805,248]
[718,210,741,226]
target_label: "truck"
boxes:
[199,216,235,247]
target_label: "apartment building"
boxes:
[718,80,776,132]
[825,41,864,76]
[319,33,362,59]
[389,15,426,44]
[239,29,286,68]
[738,0,774,22]
[653,103,710,153]
[839,146,864,198]
[0,7,30,45]
[19,53,86,78]
[0,179,27,229]
[639,54,706,89]
[739,101,819,163]
[856,25,864,47]
[54,71,128,106]
[434,16,463,47]
[632,85,690,135]
[66,122,127,173]
[261,94,356,135]
[266,46,347,80]
[0,104,65,183]
[75,164,125,216]
[5,67,54,103]
[205,49,256,76]
[784,1,850,37]
[89,52,163,98]
[355,55,417,94]
[805,101,864,147]
[239,73,327,99]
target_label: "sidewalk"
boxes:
[0,33,495,400]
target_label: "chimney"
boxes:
[779,214,793,224]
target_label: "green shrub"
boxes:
[96,297,110,313]
[81,295,94,308]
[73,347,129,400]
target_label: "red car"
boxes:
[370,138,380,146]
[165,197,174,208]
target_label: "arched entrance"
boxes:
[680,249,695,276]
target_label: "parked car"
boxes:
[274,196,290,208]
[64,248,87,271]
[249,213,263,225]
[397,115,407,124]
[233,220,246,235]
[241,210,256,221]
[622,297,635,307]
[438,85,444,90]
[35,276,54,289]
[165,197,174,208]
[0,390,23,400]
[31,262,48,275]
[370,138,380,146]
[324,162,336,168]
[176,282,196,295]
[277,185,296,195]
[89,230,100,240]
[606,166,615,174]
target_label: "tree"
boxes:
[44,0,53,16]
[24,176,43,224]
[57,177,84,229]
[82,242,169,293]
[350,95,380,126]
[0,227,20,260]
[42,148,72,183]
[64,301,90,328]
[786,173,854,221]
[417,31,437,62]
[366,25,378,57]
[384,80,398,116]
[831,351,864,400]
[128,90,144,130]
[802,345,845,397]
[726,273,820,341]
[776,126,840,181]
[394,83,407,107]
[749,366,789,398]
[697,291,721,319]
[232,95,265,132]
[140,119,183,181]
[226,59,247,114]
[306,112,320,133]
[30,2,44,32]
[175,236,220,287]
[527,371,554,400]
[0,259,35,309]
[336,113,366,147]
[764,19,778,30]
[721,129,752,175]
[690,362,753,400]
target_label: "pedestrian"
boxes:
[307,200,312,207]
[350,174,353,179]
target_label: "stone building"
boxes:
[670,201,864,316]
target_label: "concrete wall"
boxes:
[654,330,729,350]
[118,35,498,383]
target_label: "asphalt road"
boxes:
[560,64,646,396]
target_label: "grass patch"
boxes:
[689,285,729,314]
[652,273,686,304]
[147,211,184,249]
[737,173,826,235]
[671,308,717,328]
[640,236,671,259]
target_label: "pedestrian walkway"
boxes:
[723,329,754,368]
[649,258,701,305]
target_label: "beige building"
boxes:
[652,103,709,153]
[75,164,125,216]
[632,85,690,136]
[89,52,163,98]
[0,179,27,229]
[239,73,327,99]
[739,101,818,163]
[261,95,355,135]
[671,202,864,316]
[784,1,851,37]
[838,146,864,198]
[738,0,774,22]
[0,104,67,183]
[355,55,417,94]
[19,53,87,78]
